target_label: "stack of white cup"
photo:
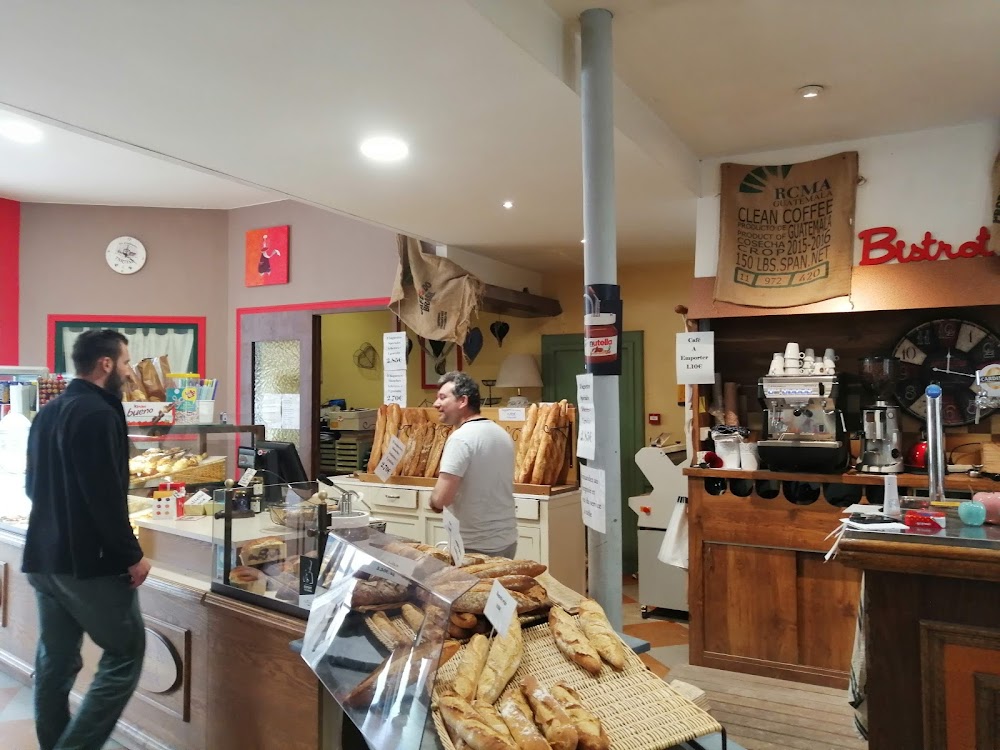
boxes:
[770,345,838,375]
[784,343,804,375]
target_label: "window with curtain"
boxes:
[54,322,199,374]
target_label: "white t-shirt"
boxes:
[438,417,516,553]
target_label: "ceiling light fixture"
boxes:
[502,200,514,210]
[359,135,409,163]
[0,119,43,144]
[797,84,824,99]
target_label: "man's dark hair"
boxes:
[72,329,129,375]
[439,371,481,412]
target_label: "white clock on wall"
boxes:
[105,236,147,275]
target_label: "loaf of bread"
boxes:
[514,404,539,482]
[531,401,566,485]
[548,607,602,676]
[381,403,402,464]
[551,683,609,750]
[498,698,550,750]
[516,404,550,483]
[412,423,437,477]
[401,603,425,633]
[424,424,454,478]
[367,404,388,472]
[473,701,516,744]
[439,695,518,750]
[229,566,265,595]
[577,599,626,671]
[462,560,547,579]
[350,578,409,608]
[239,536,287,567]
[543,402,569,486]
[345,640,459,709]
[477,619,524,704]
[369,611,409,649]
[453,583,547,615]
[451,612,479,630]
[453,634,491,701]
[520,676,578,750]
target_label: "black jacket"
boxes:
[22,379,143,577]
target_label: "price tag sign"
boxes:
[580,464,606,534]
[374,436,406,482]
[187,489,211,506]
[383,332,408,371]
[360,560,411,587]
[676,332,716,385]
[499,407,526,422]
[384,369,407,407]
[237,468,257,487]
[484,578,517,634]
[576,374,596,460]
[443,509,465,567]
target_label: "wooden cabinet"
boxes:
[687,475,861,688]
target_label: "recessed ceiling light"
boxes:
[359,135,408,163]
[797,84,824,99]
[502,200,514,210]
[0,118,43,144]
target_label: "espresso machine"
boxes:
[856,356,904,473]
[757,374,849,472]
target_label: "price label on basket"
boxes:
[484,578,516,634]
[374,436,406,482]
[237,468,256,487]
[443,509,465,567]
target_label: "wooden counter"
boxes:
[685,469,863,688]
[0,526,325,750]
[838,527,1000,750]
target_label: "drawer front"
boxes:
[377,513,422,542]
[515,525,542,562]
[368,486,418,510]
[514,497,540,521]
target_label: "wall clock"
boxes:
[893,318,1000,426]
[105,236,147,275]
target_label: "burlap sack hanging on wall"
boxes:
[990,149,1000,255]
[389,235,484,345]
[714,151,859,308]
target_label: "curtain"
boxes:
[60,326,196,374]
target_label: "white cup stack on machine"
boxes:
[768,343,838,377]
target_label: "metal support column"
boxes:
[580,7,622,629]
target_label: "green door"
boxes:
[541,332,645,574]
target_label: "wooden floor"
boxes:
[668,664,867,750]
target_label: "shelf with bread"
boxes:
[301,528,722,750]
[356,404,578,496]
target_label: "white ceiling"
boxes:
[0,0,997,271]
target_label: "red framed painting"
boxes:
[418,337,463,390]
[245,225,289,287]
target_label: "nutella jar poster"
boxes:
[584,284,623,376]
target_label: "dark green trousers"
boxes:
[26,573,145,750]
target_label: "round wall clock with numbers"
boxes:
[893,318,1000,426]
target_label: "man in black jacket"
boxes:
[23,329,151,750]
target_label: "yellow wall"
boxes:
[319,257,695,445]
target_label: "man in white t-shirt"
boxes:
[428,371,518,558]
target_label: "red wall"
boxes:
[0,199,19,365]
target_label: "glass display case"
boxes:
[0,365,50,529]
[301,530,477,750]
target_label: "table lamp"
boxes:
[495,354,542,408]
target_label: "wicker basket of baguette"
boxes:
[128,452,226,488]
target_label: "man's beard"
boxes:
[105,369,125,398]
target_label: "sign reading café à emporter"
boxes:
[715,151,859,308]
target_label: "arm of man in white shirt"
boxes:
[429,472,462,513]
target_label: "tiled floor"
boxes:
[0,574,691,750]
[0,669,123,750]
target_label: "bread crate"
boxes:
[333,433,374,473]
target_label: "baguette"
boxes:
[344,640,460,709]
[543,402,569,486]
[498,699,551,750]
[548,606,602,676]
[550,683,609,750]
[462,560,548,579]
[367,404,388,472]
[392,433,420,477]
[474,701,516,744]
[413,423,436,477]
[424,424,452,478]
[453,584,549,615]
[516,404,550,483]
[514,404,539,482]
[439,695,518,750]
[381,404,402,461]
[577,599,626,671]
[369,611,409,649]
[520,676,579,750]
[477,619,524,704]
[453,634,491,701]
[531,401,565,485]
[401,603,425,633]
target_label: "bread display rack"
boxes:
[301,529,724,750]
[126,423,264,488]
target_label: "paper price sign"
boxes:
[499,407,526,422]
[443,509,465,567]
[579,464,606,534]
[484,578,517,634]
[237,468,257,487]
[676,331,716,385]
[383,332,408,371]
[360,561,410,587]
[384,370,407,407]
[374,436,407,482]
[576,404,596,460]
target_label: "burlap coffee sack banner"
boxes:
[389,235,483,346]
[990,149,1000,255]
[715,151,859,308]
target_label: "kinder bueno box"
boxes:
[123,402,176,426]
[152,490,185,520]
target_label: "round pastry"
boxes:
[229,566,266,595]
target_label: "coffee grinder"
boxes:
[857,356,904,473]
